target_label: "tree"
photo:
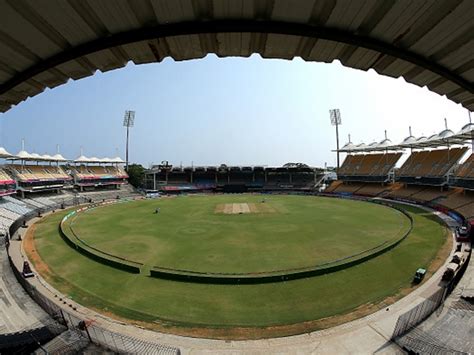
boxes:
[127,163,145,188]
[283,162,310,168]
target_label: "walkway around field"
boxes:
[7,204,460,354]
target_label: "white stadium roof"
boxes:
[74,155,125,164]
[74,155,90,163]
[52,153,67,162]
[12,150,34,160]
[0,0,472,113]
[0,147,13,158]
[337,123,474,153]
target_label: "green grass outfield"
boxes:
[31,195,448,334]
[68,195,411,274]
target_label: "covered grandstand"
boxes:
[144,164,322,193]
[0,145,129,198]
[328,122,474,222]
[70,155,128,191]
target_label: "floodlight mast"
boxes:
[123,110,135,171]
[329,109,342,170]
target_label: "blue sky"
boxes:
[0,55,471,168]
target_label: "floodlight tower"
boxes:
[329,109,342,170]
[123,110,135,171]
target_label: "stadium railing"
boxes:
[5,201,180,355]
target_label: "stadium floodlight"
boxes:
[329,109,342,170]
[123,110,136,171]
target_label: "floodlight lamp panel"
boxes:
[329,109,341,125]
[123,110,136,127]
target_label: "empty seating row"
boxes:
[70,165,128,179]
[454,154,474,179]
[0,208,21,221]
[398,148,467,178]
[0,169,14,182]
[34,197,57,207]
[22,198,47,208]
[386,186,426,199]
[7,165,70,182]
[437,190,474,210]
[0,201,32,215]
[0,216,12,231]
[338,153,402,178]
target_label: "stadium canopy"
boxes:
[0,0,472,113]
[111,157,125,164]
[74,155,123,163]
[10,150,34,161]
[40,154,55,161]
[51,153,68,162]
[0,147,13,158]
[338,123,474,153]
[74,155,91,163]
[88,157,101,163]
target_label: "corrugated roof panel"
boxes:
[122,41,158,65]
[0,2,63,60]
[410,1,473,57]
[0,70,12,83]
[165,35,206,61]
[212,0,256,19]
[85,49,128,72]
[1,88,25,104]
[370,1,433,42]
[406,69,439,88]
[450,91,472,102]
[9,82,42,102]
[307,39,341,63]
[263,34,300,59]
[271,0,315,23]
[433,81,462,96]
[326,0,378,30]
[31,0,99,47]
[342,47,380,71]
[462,68,474,82]
[439,41,474,69]
[147,37,174,62]
[31,70,68,89]
[151,0,196,24]
[216,33,252,57]
[55,60,95,81]
[383,59,416,77]
[88,1,141,33]
[0,42,36,73]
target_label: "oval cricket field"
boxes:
[27,194,449,338]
